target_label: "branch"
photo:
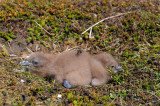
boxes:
[34,20,53,36]
[26,47,33,53]
[82,11,134,34]
[89,27,94,39]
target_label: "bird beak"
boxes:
[20,60,31,66]
[112,66,123,73]
[117,66,123,72]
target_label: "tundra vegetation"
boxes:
[0,0,160,105]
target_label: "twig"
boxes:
[9,54,17,57]
[89,27,93,39]
[82,11,134,35]
[35,44,39,52]
[26,47,33,53]
[34,20,53,36]
[8,42,13,52]
[64,46,80,52]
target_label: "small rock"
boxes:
[20,79,25,83]
[57,94,62,98]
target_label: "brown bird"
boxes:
[20,50,92,88]
[94,53,123,73]
[47,50,92,88]
[20,50,122,88]
[20,52,56,77]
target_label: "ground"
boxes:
[0,0,160,105]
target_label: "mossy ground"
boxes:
[0,0,160,105]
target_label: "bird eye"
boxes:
[76,49,83,56]
[32,61,39,65]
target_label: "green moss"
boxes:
[108,26,116,32]
[94,35,100,39]
[0,32,16,40]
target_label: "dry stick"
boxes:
[64,46,80,52]
[26,47,33,53]
[89,27,93,38]
[35,44,39,52]
[7,42,13,52]
[34,20,53,36]
[82,11,134,35]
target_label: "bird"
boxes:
[94,53,123,73]
[20,50,92,88]
[20,50,123,88]
[20,52,56,77]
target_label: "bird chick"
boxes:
[47,50,92,88]
[94,53,123,73]
[20,51,122,88]
[20,52,56,77]
[20,51,92,88]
